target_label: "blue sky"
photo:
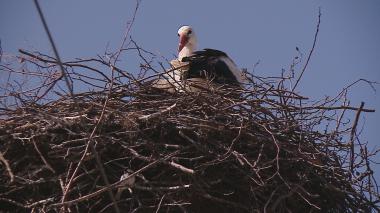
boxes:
[1,1,379,179]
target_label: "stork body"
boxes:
[177,26,244,85]
[150,25,244,93]
[182,48,244,85]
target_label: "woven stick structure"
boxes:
[0,47,379,212]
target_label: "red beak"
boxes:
[178,34,189,53]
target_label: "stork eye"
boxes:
[188,30,192,35]
[177,33,180,36]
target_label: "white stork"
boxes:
[151,25,244,93]
[177,25,245,85]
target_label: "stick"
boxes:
[0,151,14,183]
[292,8,321,92]
[349,102,365,175]
[33,0,74,100]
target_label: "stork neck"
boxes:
[178,45,195,61]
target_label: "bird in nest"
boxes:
[151,25,246,93]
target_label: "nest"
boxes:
[0,49,379,212]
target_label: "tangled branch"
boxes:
[0,46,378,212]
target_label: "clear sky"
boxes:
[1,1,379,179]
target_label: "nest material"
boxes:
[0,78,377,213]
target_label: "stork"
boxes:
[177,25,245,85]
[150,25,245,93]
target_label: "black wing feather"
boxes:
[182,49,239,85]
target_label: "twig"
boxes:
[133,184,191,192]
[168,161,195,174]
[292,8,321,92]
[90,140,119,211]
[349,102,365,174]
[138,103,177,120]
[0,39,3,63]
[33,0,74,100]
[32,139,56,174]
[155,194,166,213]
[0,151,14,183]
[311,105,374,113]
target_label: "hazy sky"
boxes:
[1,1,379,179]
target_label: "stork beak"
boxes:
[178,34,189,53]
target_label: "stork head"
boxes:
[177,25,197,61]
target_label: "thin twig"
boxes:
[292,8,321,92]
[33,0,74,100]
[0,151,14,183]
[349,102,365,175]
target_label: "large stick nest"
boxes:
[0,48,379,212]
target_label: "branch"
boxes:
[349,102,365,174]
[33,0,74,100]
[292,8,321,92]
